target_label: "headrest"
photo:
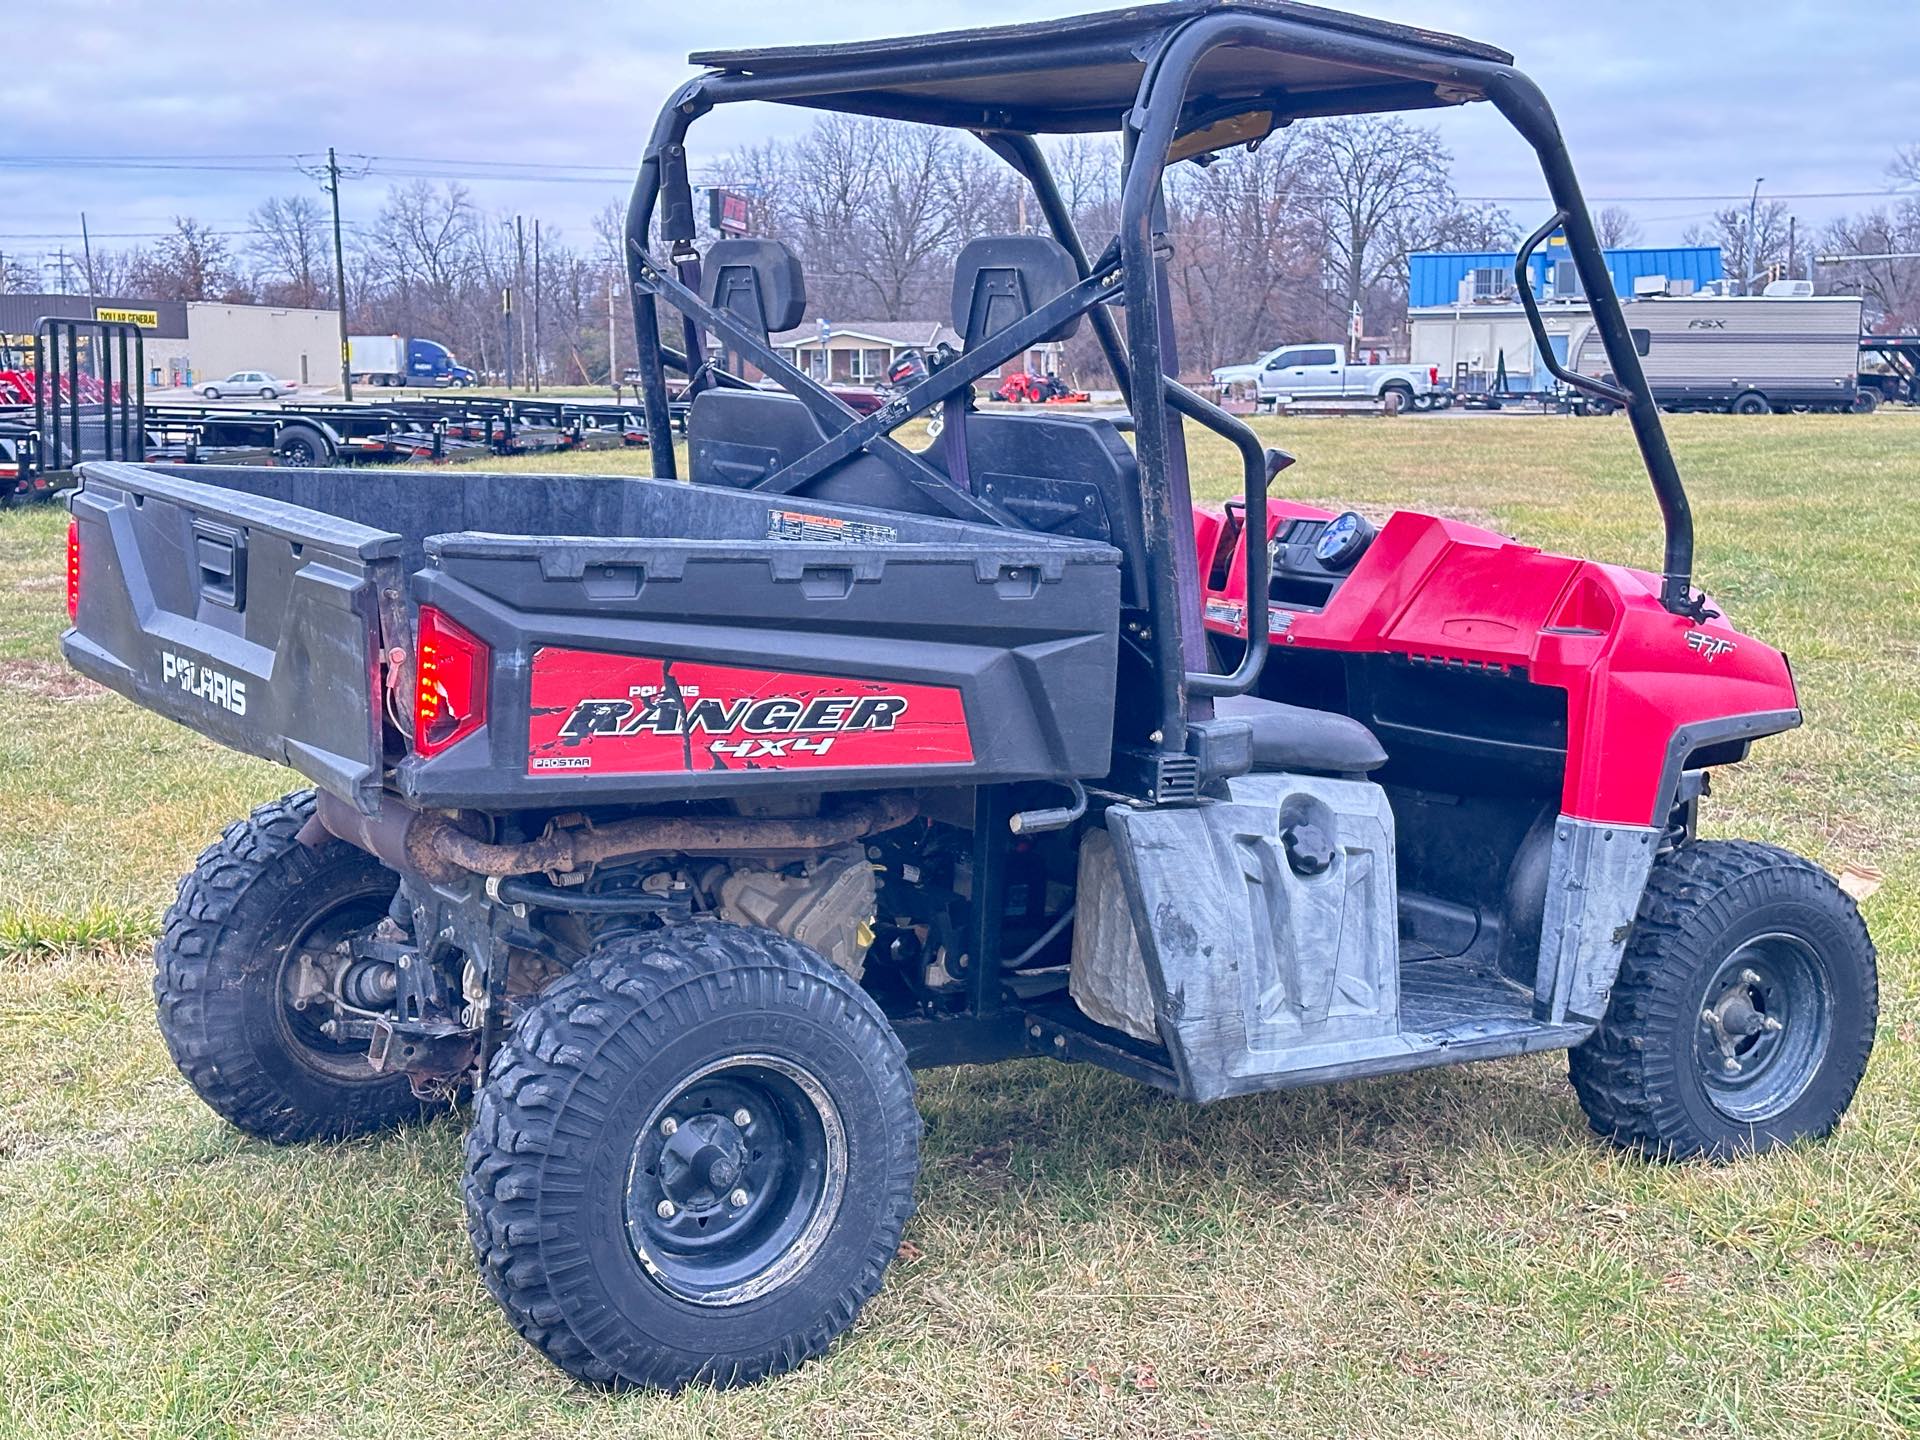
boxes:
[703,238,807,338]
[951,236,1084,351]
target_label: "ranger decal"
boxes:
[526,649,973,775]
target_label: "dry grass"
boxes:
[0,411,1916,1438]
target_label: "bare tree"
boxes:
[368,181,477,335]
[1166,134,1315,370]
[249,195,330,308]
[1686,200,1792,293]
[1595,205,1642,250]
[0,253,42,293]
[1301,116,1459,336]
[134,218,243,302]
[1821,205,1920,328]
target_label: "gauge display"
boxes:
[1314,512,1376,570]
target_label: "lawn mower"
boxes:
[63,0,1875,1394]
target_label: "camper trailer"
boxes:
[1574,292,1866,414]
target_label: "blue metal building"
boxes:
[1408,245,1724,310]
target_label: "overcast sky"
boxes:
[4,0,1914,278]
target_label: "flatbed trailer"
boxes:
[1859,335,1920,406]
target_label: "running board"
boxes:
[1098,778,1598,1103]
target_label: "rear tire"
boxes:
[1732,392,1772,416]
[1569,841,1877,1160]
[1852,389,1882,415]
[464,924,921,1390]
[154,791,438,1144]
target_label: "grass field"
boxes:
[1,412,1916,1438]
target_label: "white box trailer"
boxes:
[1573,295,1865,414]
[1410,303,1597,398]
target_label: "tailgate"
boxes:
[62,461,405,811]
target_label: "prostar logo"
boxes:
[1686,631,1738,663]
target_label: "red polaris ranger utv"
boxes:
[63,1,1876,1393]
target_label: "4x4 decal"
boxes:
[527,649,973,775]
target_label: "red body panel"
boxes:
[527,649,974,777]
[1195,504,1799,827]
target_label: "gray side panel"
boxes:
[1104,775,1400,1102]
[1535,818,1660,1025]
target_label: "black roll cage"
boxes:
[624,6,1708,763]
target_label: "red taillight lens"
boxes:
[66,519,80,624]
[414,606,489,758]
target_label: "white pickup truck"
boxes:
[1212,343,1450,411]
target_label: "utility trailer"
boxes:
[65,1,1877,1394]
[139,395,656,469]
[1858,335,1920,407]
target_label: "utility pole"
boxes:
[607,270,618,394]
[1746,177,1765,296]
[502,283,514,390]
[80,213,98,308]
[514,216,528,393]
[325,148,354,400]
[532,218,543,395]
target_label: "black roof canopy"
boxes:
[691,0,1514,134]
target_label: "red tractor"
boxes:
[994,369,1091,404]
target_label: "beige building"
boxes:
[185,302,340,388]
[771,320,1064,384]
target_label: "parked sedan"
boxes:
[201,371,297,400]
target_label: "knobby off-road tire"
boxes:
[1570,840,1877,1160]
[154,790,436,1144]
[464,924,921,1391]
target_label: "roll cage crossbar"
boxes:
[624,2,1709,759]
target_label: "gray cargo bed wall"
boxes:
[144,464,1103,573]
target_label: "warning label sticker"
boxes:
[766,509,899,545]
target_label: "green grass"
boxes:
[1,412,1917,1437]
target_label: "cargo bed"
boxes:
[64,463,1122,812]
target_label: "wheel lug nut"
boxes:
[656,1199,677,1219]
[1762,1016,1784,1033]
[732,1108,752,1127]
[1740,969,1764,987]
[729,1188,750,1208]
[660,1118,678,1138]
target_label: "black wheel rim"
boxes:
[274,885,399,1083]
[1695,932,1834,1124]
[624,1055,846,1306]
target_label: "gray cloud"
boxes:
[3,0,1912,265]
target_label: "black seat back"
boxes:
[687,389,950,514]
[943,412,1148,609]
[951,236,1084,349]
[701,239,807,339]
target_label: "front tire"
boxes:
[1733,392,1772,416]
[1570,841,1877,1160]
[154,791,438,1144]
[464,924,921,1390]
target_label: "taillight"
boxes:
[414,606,489,758]
[66,520,80,624]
